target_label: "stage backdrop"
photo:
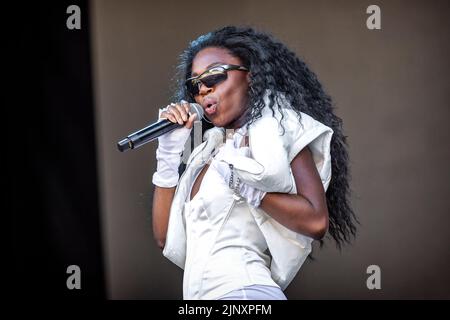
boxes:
[90,0,450,299]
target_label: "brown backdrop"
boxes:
[90,0,450,299]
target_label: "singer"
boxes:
[152,26,357,300]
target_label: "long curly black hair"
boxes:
[174,26,357,248]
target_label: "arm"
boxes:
[151,101,197,249]
[152,186,176,250]
[259,146,329,240]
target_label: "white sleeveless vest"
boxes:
[162,94,334,292]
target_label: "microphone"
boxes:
[117,103,204,152]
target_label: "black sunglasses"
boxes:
[185,64,249,97]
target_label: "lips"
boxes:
[203,98,218,116]
[205,103,217,115]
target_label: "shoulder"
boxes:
[249,92,334,167]
[249,93,332,142]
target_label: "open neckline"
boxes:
[188,164,209,202]
[187,134,248,203]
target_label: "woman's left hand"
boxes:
[211,139,266,207]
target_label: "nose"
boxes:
[198,82,213,96]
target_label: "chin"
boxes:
[210,114,236,128]
[210,117,226,128]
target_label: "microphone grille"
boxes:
[189,103,204,120]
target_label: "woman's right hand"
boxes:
[153,100,198,188]
[157,100,198,155]
[159,100,198,129]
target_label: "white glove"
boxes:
[152,107,192,188]
[211,138,267,207]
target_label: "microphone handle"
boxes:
[117,119,182,152]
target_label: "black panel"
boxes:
[12,0,105,298]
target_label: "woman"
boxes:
[152,26,357,300]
